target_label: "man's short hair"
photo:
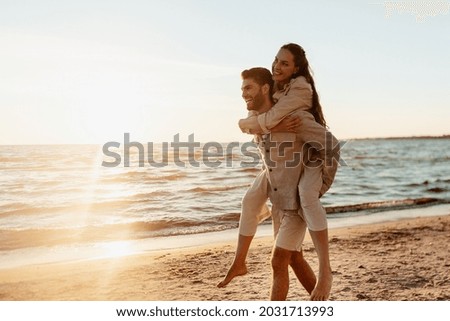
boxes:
[241,67,274,94]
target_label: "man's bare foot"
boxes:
[217,264,248,288]
[310,270,332,300]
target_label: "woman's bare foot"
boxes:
[310,269,332,300]
[217,264,248,288]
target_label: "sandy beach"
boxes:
[0,214,449,301]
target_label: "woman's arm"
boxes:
[271,115,301,133]
[238,115,262,134]
[239,114,301,134]
[238,110,263,134]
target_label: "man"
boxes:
[218,67,318,298]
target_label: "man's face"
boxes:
[241,78,265,111]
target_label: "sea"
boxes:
[1,137,449,268]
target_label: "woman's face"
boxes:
[272,48,298,86]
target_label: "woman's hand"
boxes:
[271,115,301,132]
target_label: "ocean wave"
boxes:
[237,167,261,173]
[130,191,172,200]
[214,212,241,222]
[0,198,147,218]
[0,202,30,215]
[353,155,382,160]
[0,218,238,251]
[100,171,187,184]
[208,173,249,181]
[0,205,71,217]
[0,157,29,163]
[325,197,444,214]
[0,165,59,172]
[427,187,447,193]
[187,184,249,193]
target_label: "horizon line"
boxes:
[1,134,449,146]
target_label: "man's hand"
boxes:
[271,115,301,133]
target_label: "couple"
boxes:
[218,43,340,301]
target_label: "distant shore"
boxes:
[349,134,450,141]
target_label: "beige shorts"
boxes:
[274,209,307,252]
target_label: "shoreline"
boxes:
[0,213,449,300]
[1,203,450,270]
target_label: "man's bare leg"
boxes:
[290,250,317,294]
[309,229,332,300]
[270,246,292,300]
[217,234,253,288]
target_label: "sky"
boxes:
[0,0,449,145]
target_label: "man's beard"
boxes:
[249,90,265,111]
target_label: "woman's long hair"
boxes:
[281,43,326,127]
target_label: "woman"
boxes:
[219,43,339,301]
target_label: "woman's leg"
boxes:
[308,229,332,300]
[217,170,270,287]
[299,165,332,300]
